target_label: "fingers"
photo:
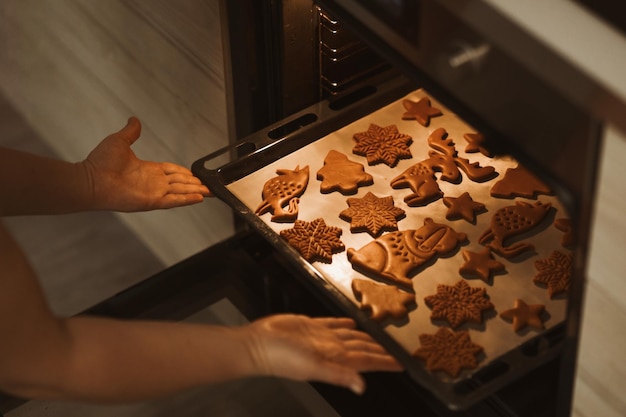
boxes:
[116,116,142,145]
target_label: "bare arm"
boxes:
[0,222,400,402]
[0,117,210,216]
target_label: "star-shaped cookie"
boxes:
[340,192,405,237]
[499,299,546,332]
[459,248,506,283]
[351,278,415,322]
[424,279,494,328]
[413,327,483,377]
[463,132,493,157]
[352,123,412,167]
[279,218,344,263]
[316,150,373,195]
[442,192,486,223]
[533,250,572,298]
[401,97,442,126]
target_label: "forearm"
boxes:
[1,316,261,402]
[0,147,95,215]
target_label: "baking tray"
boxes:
[192,85,572,409]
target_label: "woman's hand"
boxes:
[246,314,402,395]
[83,117,211,212]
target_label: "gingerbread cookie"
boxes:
[279,218,344,263]
[499,299,546,332]
[413,327,483,378]
[533,250,572,298]
[391,128,496,206]
[255,165,309,222]
[424,280,494,328]
[463,132,493,157]
[401,97,442,126]
[352,123,412,167]
[339,192,405,237]
[316,150,373,195]
[478,201,552,258]
[351,278,415,322]
[554,218,576,248]
[347,218,467,288]
[459,248,506,283]
[490,164,552,199]
[442,192,486,223]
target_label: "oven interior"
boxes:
[203,1,602,415]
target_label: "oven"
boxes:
[1,1,619,416]
[189,1,609,415]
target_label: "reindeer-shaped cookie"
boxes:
[255,165,309,222]
[390,128,496,206]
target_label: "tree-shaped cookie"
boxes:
[340,192,405,237]
[351,278,415,322]
[316,150,373,194]
[490,164,552,199]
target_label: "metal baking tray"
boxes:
[192,83,571,409]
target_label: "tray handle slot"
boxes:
[268,113,318,140]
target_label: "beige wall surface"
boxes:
[0,0,234,265]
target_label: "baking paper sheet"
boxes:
[226,89,570,382]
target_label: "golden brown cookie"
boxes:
[347,218,467,288]
[490,164,552,199]
[413,327,483,378]
[339,192,405,237]
[279,218,344,263]
[351,278,415,322]
[478,201,552,258]
[352,123,412,167]
[499,299,546,332]
[554,218,576,248]
[459,248,506,283]
[533,250,572,298]
[401,97,442,126]
[316,150,373,195]
[424,279,494,328]
[463,132,493,157]
[442,192,486,223]
[255,165,309,222]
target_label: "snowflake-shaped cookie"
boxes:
[424,280,494,328]
[533,250,572,298]
[352,123,412,167]
[340,192,405,237]
[413,327,483,377]
[279,218,344,263]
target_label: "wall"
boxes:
[0,0,234,265]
